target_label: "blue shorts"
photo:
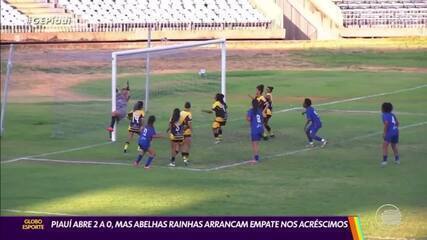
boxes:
[384,134,399,144]
[251,130,264,142]
[308,125,321,136]
[138,142,150,152]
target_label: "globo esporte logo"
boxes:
[22,218,44,230]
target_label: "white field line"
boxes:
[276,84,427,113]
[195,84,427,127]
[1,208,75,216]
[364,236,410,240]
[2,84,426,166]
[20,157,131,167]
[266,121,427,160]
[318,109,427,116]
[1,142,112,164]
[14,121,427,172]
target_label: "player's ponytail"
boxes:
[147,115,156,126]
[134,101,144,111]
[215,93,226,105]
[252,99,259,110]
[171,108,180,123]
[256,84,264,94]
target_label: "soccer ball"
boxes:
[198,68,207,78]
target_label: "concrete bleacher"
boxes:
[1,0,28,26]
[333,0,427,28]
[56,0,271,29]
[1,0,285,41]
[1,0,272,32]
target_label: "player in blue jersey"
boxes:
[134,115,160,169]
[247,99,266,163]
[381,102,400,166]
[303,98,327,148]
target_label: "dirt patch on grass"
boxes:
[2,45,426,103]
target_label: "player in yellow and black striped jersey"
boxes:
[179,102,192,165]
[123,101,145,153]
[167,108,184,167]
[264,86,275,138]
[203,93,227,144]
[250,84,270,140]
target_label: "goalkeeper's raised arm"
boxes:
[106,84,131,140]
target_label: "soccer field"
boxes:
[1,47,427,239]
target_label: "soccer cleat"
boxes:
[214,139,222,144]
[263,134,269,141]
[168,162,176,167]
[269,133,275,138]
[249,159,258,164]
[394,160,400,165]
[123,143,129,153]
[321,139,328,148]
[133,161,140,167]
[184,159,189,167]
[106,127,114,132]
[144,165,151,169]
[305,142,315,148]
[381,161,388,167]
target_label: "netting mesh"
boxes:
[1,42,255,167]
[1,45,111,150]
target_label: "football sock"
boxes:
[124,142,129,151]
[145,156,154,167]
[383,155,388,162]
[313,136,322,141]
[170,157,175,163]
[395,155,400,161]
[136,154,143,163]
[254,155,259,161]
[306,131,313,142]
[110,116,117,128]
[265,125,271,132]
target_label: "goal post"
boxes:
[0,44,15,137]
[111,38,227,142]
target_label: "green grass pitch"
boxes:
[1,49,427,239]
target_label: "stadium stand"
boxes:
[57,0,269,25]
[1,0,272,32]
[333,0,427,28]
[275,0,426,39]
[1,0,28,27]
[2,0,426,40]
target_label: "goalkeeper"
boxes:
[106,81,130,140]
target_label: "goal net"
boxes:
[111,39,227,142]
[1,40,260,169]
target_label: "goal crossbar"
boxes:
[111,38,227,142]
